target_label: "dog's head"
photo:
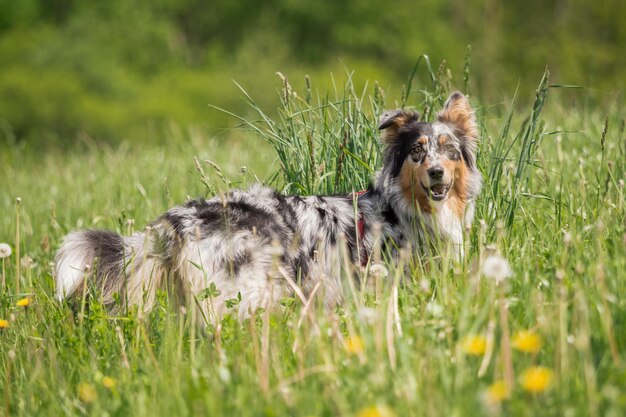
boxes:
[379,92,480,215]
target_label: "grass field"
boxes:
[0,69,625,417]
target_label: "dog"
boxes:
[54,92,481,321]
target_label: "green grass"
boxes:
[0,69,625,417]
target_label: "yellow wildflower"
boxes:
[520,366,553,393]
[344,336,365,355]
[102,376,116,389]
[356,405,396,417]
[78,383,97,403]
[16,297,31,308]
[461,334,487,356]
[512,330,542,354]
[0,319,8,329]
[484,380,509,404]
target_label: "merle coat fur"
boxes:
[55,92,481,321]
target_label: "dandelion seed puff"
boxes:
[20,256,35,270]
[482,255,513,284]
[0,243,12,259]
[563,231,572,246]
[356,306,376,325]
[369,263,389,279]
[426,301,444,317]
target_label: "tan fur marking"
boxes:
[418,136,428,145]
[399,162,431,213]
[438,135,449,145]
[438,94,478,141]
[379,110,419,143]
[444,159,468,219]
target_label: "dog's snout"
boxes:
[427,166,444,180]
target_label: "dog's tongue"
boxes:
[431,184,447,194]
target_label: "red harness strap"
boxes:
[352,190,369,266]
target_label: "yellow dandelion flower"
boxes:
[102,376,116,389]
[78,383,97,403]
[344,336,365,355]
[16,297,31,308]
[520,366,553,393]
[512,330,542,354]
[461,334,487,356]
[484,380,509,404]
[356,405,395,417]
[0,319,9,329]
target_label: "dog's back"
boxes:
[55,184,361,320]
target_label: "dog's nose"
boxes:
[427,166,444,179]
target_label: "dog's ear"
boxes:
[378,110,419,130]
[437,92,478,143]
[378,110,419,143]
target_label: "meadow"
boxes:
[0,66,625,417]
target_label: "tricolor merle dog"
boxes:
[55,92,481,321]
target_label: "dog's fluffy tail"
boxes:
[54,229,167,311]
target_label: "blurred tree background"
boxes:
[0,0,624,145]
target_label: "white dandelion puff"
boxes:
[356,306,377,325]
[563,230,572,246]
[426,301,444,317]
[20,256,36,270]
[0,243,12,259]
[369,263,389,279]
[482,255,513,284]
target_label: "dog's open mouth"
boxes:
[422,182,451,201]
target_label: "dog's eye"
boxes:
[411,144,423,154]
[445,144,460,159]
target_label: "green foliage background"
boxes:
[0,0,624,144]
